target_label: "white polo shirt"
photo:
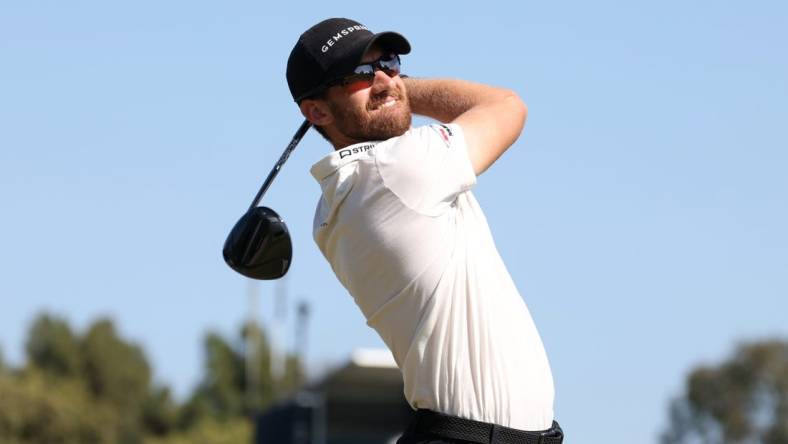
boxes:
[310,123,554,431]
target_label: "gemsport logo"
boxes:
[321,25,369,53]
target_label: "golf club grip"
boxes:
[248,119,312,210]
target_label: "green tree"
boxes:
[662,339,788,444]
[240,321,274,410]
[282,354,305,392]
[177,332,245,430]
[25,314,81,378]
[81,319,151,407]
[141,386,179,437]
[146,417,251,444]
[81,318,153,443]
[1,311,305,443]
[201,332,245,418]
[181,321,303,427]
[0,369,120,444]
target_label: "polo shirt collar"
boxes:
[310,140,381,182]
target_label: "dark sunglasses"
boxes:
[329,53,402,88]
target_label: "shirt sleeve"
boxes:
[375,123,477,216]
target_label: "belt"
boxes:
[410,409,564,444]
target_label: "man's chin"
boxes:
[335,102,412,142]
[373,116,412,139]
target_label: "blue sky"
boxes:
[1,1,786,442]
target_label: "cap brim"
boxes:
[362,31,411,59]
[323,31,411,87]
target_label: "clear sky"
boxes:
[1,1,786,442]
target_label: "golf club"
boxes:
[223,119,312,280]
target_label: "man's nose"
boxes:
[370,69,396,94]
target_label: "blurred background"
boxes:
[1,1,786,443]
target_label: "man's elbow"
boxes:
[497,90,527,138]
[503,90,528,128]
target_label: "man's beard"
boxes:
[329,91,412,142]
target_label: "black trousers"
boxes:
[396,409,564,444]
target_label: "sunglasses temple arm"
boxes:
[248,119,313,211]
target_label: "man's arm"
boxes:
[402,77,527,176]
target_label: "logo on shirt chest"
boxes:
[431,124,453,146]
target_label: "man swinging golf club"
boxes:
[288,18,563,443]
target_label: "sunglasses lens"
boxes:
[353,65,376,75]
[379,54,401,74]
[338,54,402,88]
[342,73,375,86]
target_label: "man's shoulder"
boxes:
[427,123,457,147]
[384,123,462,149]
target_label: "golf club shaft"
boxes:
[248,119,312,210]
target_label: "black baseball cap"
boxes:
[286,18,411,102]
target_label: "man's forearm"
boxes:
[402,77,516,123]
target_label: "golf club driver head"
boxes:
[223,206,292,280]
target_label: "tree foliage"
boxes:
[81,319,151,413]
[662,339,788,444]
[146,417,251,444]
[25,314,81,378]
[0,312,304,444]
[181,321,303,427]
[0,369,119,444]
[141,386,179,437]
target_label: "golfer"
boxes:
[287,18,563,443]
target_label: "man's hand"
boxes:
[403,77,527,176]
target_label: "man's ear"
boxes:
[299,99,333,126]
